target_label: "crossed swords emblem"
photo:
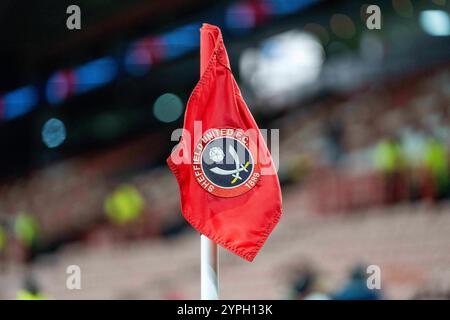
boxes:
[209,145,250,184]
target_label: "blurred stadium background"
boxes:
[1,0,450,299]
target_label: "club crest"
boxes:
[193,128,261,197]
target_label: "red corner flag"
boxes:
[167,24,282,261]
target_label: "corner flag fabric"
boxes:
[167,24,282,261]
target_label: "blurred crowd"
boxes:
[0,137,184,266]
[279,66,450,212]
[288,262,383,300]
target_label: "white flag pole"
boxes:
[199,24,219,300]
[201,235,219,299]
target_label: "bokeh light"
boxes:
[2,86,38,120]
[41,118,67,148]
[160,23,200,60]
[360,33,384,62]
[265,0,319,15]
[91,113,124,140]
[420,10,450,36]
[74,57,118,94]
[125,44,152,76]
[46,71,74,105]
[392,0,414,18]
[104,185,144,225]
[240,30,324,104]
[303,23,330,45]
[153,93,184,123]
[330,14,356,39]
[226,2,256,33]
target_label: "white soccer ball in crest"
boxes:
[209,147,225,163]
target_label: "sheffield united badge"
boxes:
[192,128,261,197]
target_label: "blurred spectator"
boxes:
[412,272,450,300]
[400,126,427,201]
[332,265,382,300]
[323,119,344,166]
[14,212,39,247]
[423,137,449,200]
[374,137,407,204]
[0,223,6,264]
[289,263,330,300]
[0,224,6,251]
[14,212,40,262]
[16,274,47,300]
[400,127,427,168]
